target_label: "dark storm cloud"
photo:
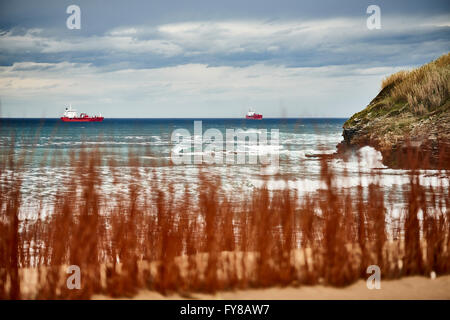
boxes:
[1,1,449,68]
[1,0,449,31]
[0,16,448,70]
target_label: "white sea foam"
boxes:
[6,124,449,219]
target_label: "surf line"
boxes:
[171,120,280,166]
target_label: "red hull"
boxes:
[246,114,263,120]
[61,117,104,122]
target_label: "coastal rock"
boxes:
[338,53,450,169]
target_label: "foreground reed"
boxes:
[0,145,449,299]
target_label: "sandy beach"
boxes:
[92,275,450,300]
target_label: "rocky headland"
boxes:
[339,53,450,169]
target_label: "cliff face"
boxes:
[339,53,450,169]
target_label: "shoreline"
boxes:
[91,275,450,300]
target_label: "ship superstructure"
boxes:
[61,105,104,122]
[245,109,263,120]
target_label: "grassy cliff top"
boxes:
[344,53,450,131]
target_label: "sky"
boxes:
[0,0,449,118]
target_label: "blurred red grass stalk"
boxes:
[0,144,449,299]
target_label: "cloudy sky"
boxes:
[0,0,449,118]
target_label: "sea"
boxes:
[0,118,447,218]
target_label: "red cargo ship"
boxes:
[245,109,263,120]
[61,106,104,122]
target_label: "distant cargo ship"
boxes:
[246,109,263,120]
[61,106,104,122]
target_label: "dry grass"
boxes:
[381,53,450,114]
[0,143,449,299]
[381,71,410,90]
